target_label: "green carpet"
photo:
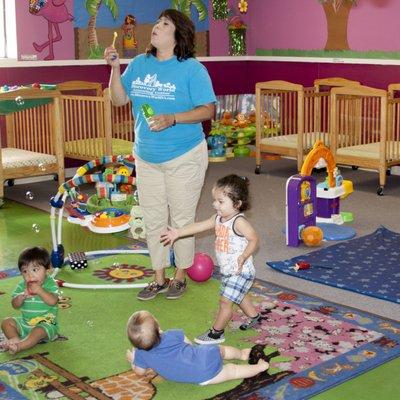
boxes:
[0,200,131,270]
[313,357,399,400]
[0,268,270,400]
[0,200,398,399]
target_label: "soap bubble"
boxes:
[31,224,41,233]
[25,191,34,201]
[15,96,25,106]
[112,262,120,269]
[86,320,94,328]
[38,163,46,172]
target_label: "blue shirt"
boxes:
[121,54,216,163]
[133,329,223,384]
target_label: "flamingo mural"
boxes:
[29,0,74,60]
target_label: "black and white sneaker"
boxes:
[240,314,261,331]
[194,329,225,345]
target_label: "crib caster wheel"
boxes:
[352,166,358,170]
[7,179,14,187]
[53,174,58,182]
[377,186,384,196]
[255,165,261,175]
[386,169,391,176]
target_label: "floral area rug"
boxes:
[208,279,400,400]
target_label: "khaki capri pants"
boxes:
[135,140,208,270]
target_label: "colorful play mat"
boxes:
[268,226,400,304]
[0,271,399,400]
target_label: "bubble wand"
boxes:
[111,31,118,60]
[112,31,118,48]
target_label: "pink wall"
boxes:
[16,0,75,60]
[247,0,326,55]
[209,0,251,56]
[348,0,400,51]
[209,0,400,56]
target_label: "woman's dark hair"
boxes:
[146,9,195,61]
[215,175,250,212]
[18,246,51,271]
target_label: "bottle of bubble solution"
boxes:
[141,104,155,127]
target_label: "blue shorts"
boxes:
[220,273,255,304]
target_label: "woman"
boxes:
[104,9,216,300]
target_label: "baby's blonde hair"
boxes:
[127,310,161,350]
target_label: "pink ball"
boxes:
[187,253,214,282]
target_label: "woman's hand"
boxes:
[160,226,180,245]
[148,114,175,132]
[104,46,120,68]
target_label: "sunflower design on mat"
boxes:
[93,264,153,283]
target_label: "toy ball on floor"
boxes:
[187,253,214,282]
[301,226,323,247]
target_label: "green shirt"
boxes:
[12,276,59,326]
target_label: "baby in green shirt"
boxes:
[0,246,59,354]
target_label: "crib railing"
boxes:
[331,87,387,152]
[303,90,330,150]
[103,88,134,144]
[255,80,304,172]
[61,94,111,160]
[303,78,360,151]
[330,85,392,193]
[0,88,65,198]
[387,84,400,162]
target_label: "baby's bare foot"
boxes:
[257,359,269,372]
[241,348,251,361]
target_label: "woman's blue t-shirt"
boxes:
[133,329,223,384]
[121,54,216,163]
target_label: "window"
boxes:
[0,0,4,57]
[0,0,17,58]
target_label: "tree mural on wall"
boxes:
[85,0,118,58]
[171,0,208,22]
[318,0,357,50]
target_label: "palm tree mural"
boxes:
[318,0,357,50]
[85,0,118,58]
[171,0,208,22]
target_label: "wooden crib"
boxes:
[255,80,304,173]
[0,88,65,200]
[59,82,134,161]
[255,78,361,174]
[106,88,135,156]
[58,80,103,97]
[303,77,361,150]
[330,84,398,195]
